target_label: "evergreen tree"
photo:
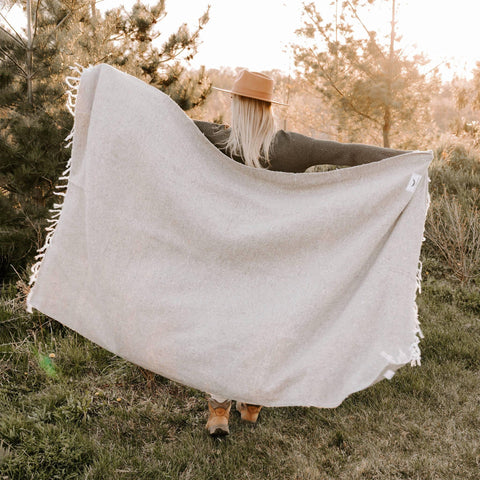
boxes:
[293,0,439,147]
[455,61,480,112]
[0,1,211,283]
[57,1,211,109]
[452,61,480,141]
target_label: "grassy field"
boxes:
[1,145,479,479]
[1,274,479,480]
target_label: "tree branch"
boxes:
[43,11,72,42]
[0,47,27,77]
[424,60,445,77]
[42,0,105,44]
[158,11,208,64]
[33,0,42,42]
[313,57,381,126]
[0,24,25,49]
[0,11,26,47]
[345,0,385,60]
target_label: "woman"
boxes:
[193,69,407,437]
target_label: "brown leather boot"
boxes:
[205,398,232,437]
[236,402,263,423]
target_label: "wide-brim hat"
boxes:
[212,69,288,106]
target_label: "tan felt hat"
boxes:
[212,69,288,106]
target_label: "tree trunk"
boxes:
[283,75,291,130]
[90,1,96,33]
[383,0,396,148]
[26,0,33,106]
[383,106,391,147]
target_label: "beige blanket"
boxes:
[26,63,433,407]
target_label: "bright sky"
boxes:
[2,0,479,81]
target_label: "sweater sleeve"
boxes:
[271,130,409,172]
[192,120,226,140]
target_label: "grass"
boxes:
[1,145,479,479]
[0,272,479,479]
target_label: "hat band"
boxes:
[231,85,273,102]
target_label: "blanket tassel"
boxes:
[25,62,89,314]
[409,176,431,366]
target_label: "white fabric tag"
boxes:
[406,173,422,192]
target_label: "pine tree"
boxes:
[0,0,211,283]
[57,1,212,109]
[293,0,439,147]
[0,0,73,283]
[455,62,480,112]
[452,61,480,140]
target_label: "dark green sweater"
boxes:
[193,120,408,173]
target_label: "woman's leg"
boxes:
[205,393,264,435]
[205,393,232,437]
[236,402,263,423]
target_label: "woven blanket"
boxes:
[26,63,433,407]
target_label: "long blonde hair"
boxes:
[224,94,277,169]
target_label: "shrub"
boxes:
[425,190,480,284]
[430,142,480,202]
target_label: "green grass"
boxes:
[1,270,479,479]
[1,145,479,479]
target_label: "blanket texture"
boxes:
[26,63,433,407]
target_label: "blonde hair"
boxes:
[224,94,277,169]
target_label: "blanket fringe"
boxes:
[409,175,431,367]
[25,62,90,314]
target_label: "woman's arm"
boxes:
[271,129,410,173]
[193,120,227,142]
[193,121,409,173]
